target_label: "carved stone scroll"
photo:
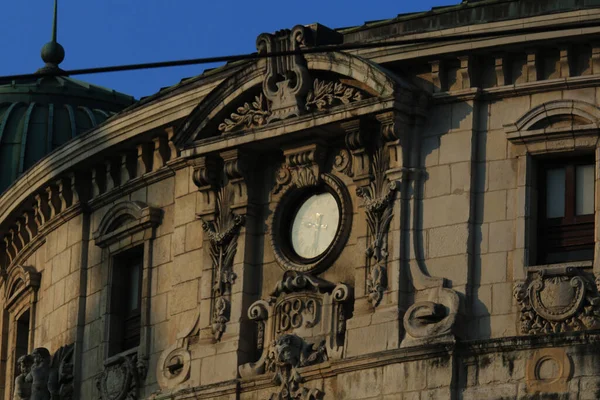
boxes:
[240,272,352,398]
[199,186,245,341]
[514,268,600,335]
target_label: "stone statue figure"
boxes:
[26,348,51,400]
[13,354,34,400]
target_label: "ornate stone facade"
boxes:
[6,1,600,400]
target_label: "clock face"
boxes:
[290,192,340,259]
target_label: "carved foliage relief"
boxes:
[199,187,245,341]
[514,268,600,335]
[357,147,397,308]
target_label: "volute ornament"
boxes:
[514,268,600,335]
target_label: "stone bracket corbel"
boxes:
[191,155,220,220]
[222,148,255,214]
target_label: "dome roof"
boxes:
[0,0,135,193]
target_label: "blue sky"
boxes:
[1,0,459,99]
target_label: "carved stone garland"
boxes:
[97,352,148,400]
[514,268,600,335]
[357,147,397,308]
[13,344,75,400]
[239,271,352,400]
[199,187,245,341]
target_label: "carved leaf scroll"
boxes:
[305,79,363,111]
[217,79,366,134]
[218,94,270,133]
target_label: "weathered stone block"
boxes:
[338,368,383,399]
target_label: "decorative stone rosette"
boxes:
[514,268,600,335]
[239,271,352,399]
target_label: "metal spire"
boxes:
[51,0,58,43]
[37,0,65,73]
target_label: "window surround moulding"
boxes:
[93,201,163,249]
[3,264,40,315]
[506,100,600,284]
[504,99,600,146]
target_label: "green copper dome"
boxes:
[0,0,134,194]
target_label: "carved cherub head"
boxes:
[31,348,51,367]
[273,334,304,367]
[17,354,34,374]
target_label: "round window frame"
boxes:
[270,173,352,274]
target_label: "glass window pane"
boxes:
[127,262,141,311]
[546,168,565,218]
[576,164,595,215]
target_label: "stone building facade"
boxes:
[3,0,600,399]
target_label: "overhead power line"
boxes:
[0,20,598,84]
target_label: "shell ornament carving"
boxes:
[514,270,600,335]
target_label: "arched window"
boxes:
[0,264,40,397]
[93,201,162,378]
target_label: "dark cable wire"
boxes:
[0,19,597,83]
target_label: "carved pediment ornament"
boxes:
[218,79,366,134]
[216,25,366,134]
[239,271,352,399]
[514,268,600,335]
[199,186,245,341]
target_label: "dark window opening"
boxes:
[538,157,595,264]
[109,247,143,356]
[14,309,30,378]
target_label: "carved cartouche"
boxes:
[14,354,34,400]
